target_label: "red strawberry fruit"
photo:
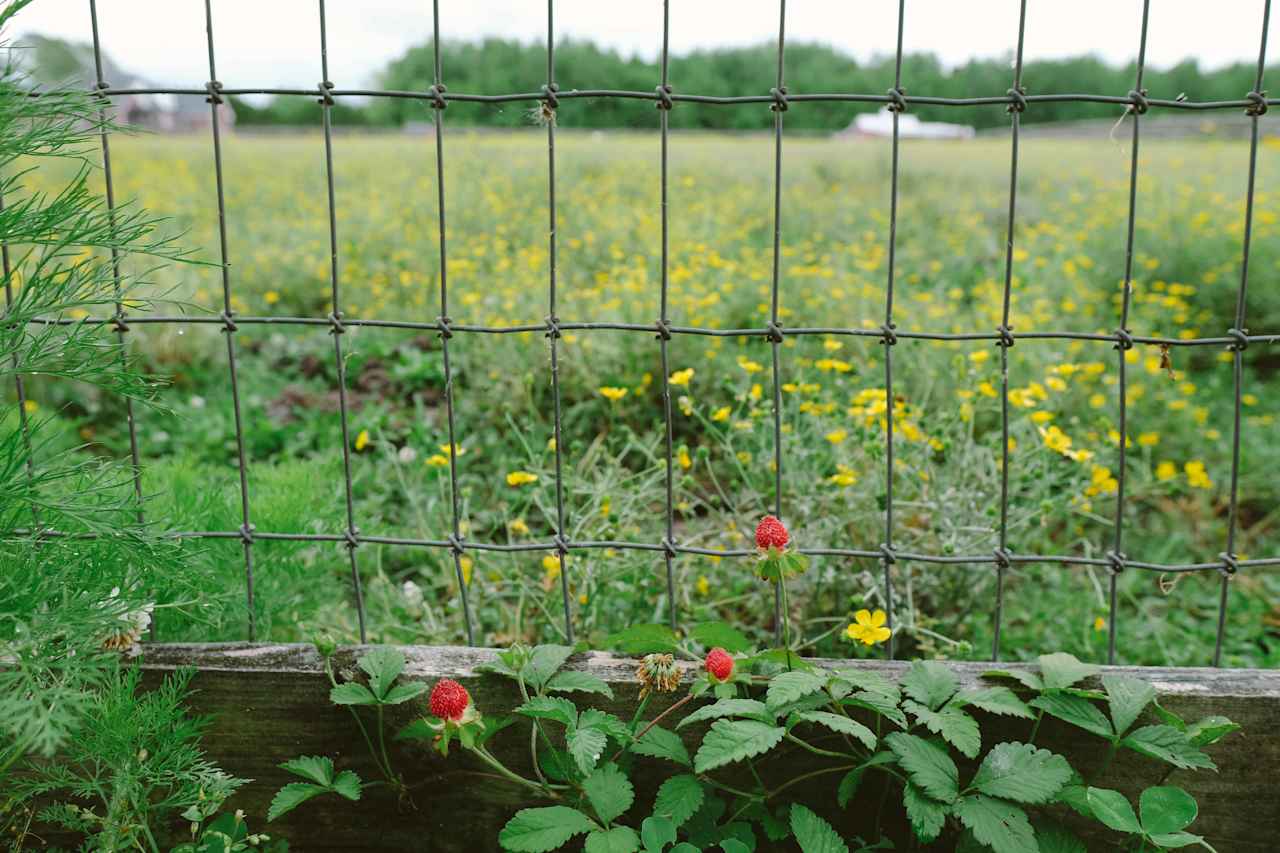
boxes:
[429,678,471,722]
[755,515,789,550]
[705,647,735,682]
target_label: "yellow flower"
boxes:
[978,381,998,398]
[506,471,538,486]
[825,429,847,445]
[508,517,530,536]
[737,356,764,374]
[678,395,693,416]
[969,350,989,364]
[599,386,628,402]
[823,339,843,352]
[1185,460,1213,490]
[578,593,589,606]
[1137,432,1159,447]
[696,575,710,596]
[23,399,38,414]
[1094,616,1106,632]
[669,368,694,387]
[845,609,892,646]
[439,442,466,457]
[459,555,473,586]
[264,290,280,305]
[1039,425,1072,455]
[1155,461,1177,481]
[354,429,371,452]
[828,464,858,487]
[426,453,449,467]
[1085,465,1118,496]
[547,437,557,451]
[542,554,562,580]
[677,447,692,470]
[1089,393,1107,409]
[1030,411,1053,424]
[712,406,731,422]
[749,383,762,401]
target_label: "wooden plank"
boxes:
[130,643,1279,851]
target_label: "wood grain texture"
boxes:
[127,644,1278,852]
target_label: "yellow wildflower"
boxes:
[845,609,892,646]
[506,471,538,486]
[825,429,847,445]
[669,368,694,386]
[426,453,449,467]
[737,356,764,374]
[599,386,628,402]
[1185,460,1213,490]
[712,406,731,422]
[508,517,530,536]
[1137,432,1159,447]
[1155,461,1177,481]
[354,430,371,452]
[696,575,710,596]
[678,448,692,470]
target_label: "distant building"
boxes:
[14,33,235,133]
[841,110,974,140]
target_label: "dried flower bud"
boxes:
[635,653,681,698]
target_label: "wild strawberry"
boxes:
[705,647,734,682]
[755,515,789,550]
[429,678,471,722]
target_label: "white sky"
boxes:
[10,0,1277,90]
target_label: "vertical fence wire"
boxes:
[877,0,907,660]
[199,0,258,640]
[991,0,1028,663]
[1217,0,1271,667]
[1106,0,1152,665]
[543,0,574,644]
[429,0,475,646]
[0,190,38,529]
[767,0,788,646]
[316,0,368,643]
[656,0,679,630]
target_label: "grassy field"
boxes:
[13,127,1280,667]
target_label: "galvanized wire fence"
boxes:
[10,0,1278,666]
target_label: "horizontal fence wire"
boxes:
[7,0,1275,665]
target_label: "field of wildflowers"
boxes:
[14,128,1280,667]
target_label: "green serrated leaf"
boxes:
[570,726,609,776]
[583,763,635,824]
[954,686,1035,720]
[793,711,876,751]
[677,698,773,730]
[1122,726,1216,770]
[631,725,690,766]
[329,682,378,706]
[605,624,679,655]
[580,709,632,744]
[954,795,1037,853]
[515,696,579,728]
[499,807,597,852]
[1140,786,1198,835]
[1087,788,1141,834]
[904,701,980,758]
[1057,783,1092,818]
[718,841,751,853]
[331,770,362,801]
[1029,693,1112,738]
[981,668,1045,692]
[837,768,863,809]
[844,691,908,729]
[766,670,828,711]
[1186,716,1239,747]
[693,719,786,773]
[358,647,407,700]
[267,782,328,822]
[1151,700,1186,731]
[546,670,614,699]
[790,803,848,853]
[653,774,704,828]
[901,661,959,711]
[691,621,754,654]
[641,816,676,853]
[381,681,428,706]
[585,827,641,853]
[968,742,1073,804]
[1149,831,1211,849]
[885,732,959,803]
[903,782,948,843]
[279,755,334,786]
[1037,653,1099,690]
[1102,675,1156,737]
[526,645,576,689]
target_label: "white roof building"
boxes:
[842,110,974,140]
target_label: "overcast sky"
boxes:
[11,0,1277,90]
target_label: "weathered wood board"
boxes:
[123,644,1278,852]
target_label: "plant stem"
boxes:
[785,733,857,761]
[473,746,559,795]
[611,693,695,763]
[780,578,793,670]
[1028,708,1044,744]
[768,763,857,800]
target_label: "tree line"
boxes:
[230,39,1269,131]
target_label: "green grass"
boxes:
[10,129,1280,667]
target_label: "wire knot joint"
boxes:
[1006,86,1027,114]
[428,83,448,110]
[879,323,898,346]
[996,324,1015,349]
[447,533,465,555]
[544,315,561,339]
[879,543,897,564]
[238,522,256,545]
[1113,328,1134,351]
[437,315,453,339]
[660,537,678,559]
[886,87,907,113]
[343,527,360,549]
[654,318,672,341]
[204,80,224,105]
[318,80,335,106]
[541,83,560,110]
[993,547,1013,569]
[1218,552,1239,577]
[770,86,789,112]
[766,320,785,343]
[1127,89,1149,115]
[1226,327,1249,351]
[1106,550,1127,575]
[1246,90,1268,116]
[219,311,238,334]
[655,84,674,111]
[328,311,346,335]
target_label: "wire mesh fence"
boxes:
[9,0,1278,666]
